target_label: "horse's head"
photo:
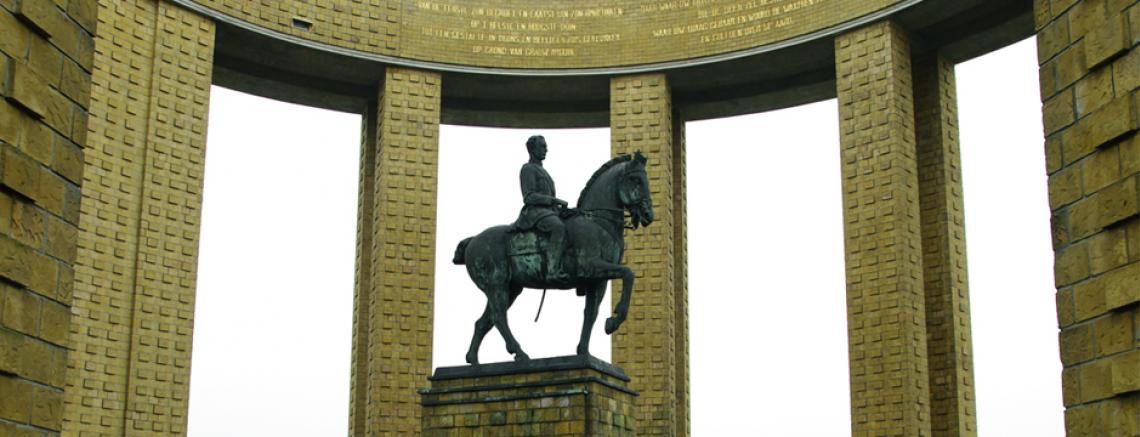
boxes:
[618,152,654,229]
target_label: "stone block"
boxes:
[1043,87,1076,135]
[1087,226,1128,274]
[67,0,96,35]
[1112,41,1140,93]
[0,375,33,422]
[39,298,68,346]
[1060,323,1094,366]
[2,285,40,336]
[1048,163,1082,209]
[1079,359,1115,403]
[30,385,61,430]
[1093,311,1133,357]
[0,7,28,59]
[6,62,48,119]
[1084,15,1129,68]
[26,36,61,89]
[1074,66,1113,118]
[1081,146,1122,194]
[1102,261,1140,310]
[1110,350,1140,394]
[1054,239,1090,286]
[1063,95,1139,164]
[1067,176,1138,240]
[1037,16,1071,62]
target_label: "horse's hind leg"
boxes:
[489,284,529,362]
[465,304,493,365]
[576,282,605,356]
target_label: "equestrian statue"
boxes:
[452,135,654,364]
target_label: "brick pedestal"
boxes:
[421,356,638,437]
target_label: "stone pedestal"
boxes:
[421,355,638,437]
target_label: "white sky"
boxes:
[187,38,1062,436]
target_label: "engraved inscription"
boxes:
[415,2,626,57]
[401,0,873,64]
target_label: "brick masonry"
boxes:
[0,0,94,436]
[0,0,1124,435]
[913,53,978,437]
[62,1,214,435]
[609,73,688,437]
[1035,0,1140,434]
[835,20,933,437]
[352,66,442,437]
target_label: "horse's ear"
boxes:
[634,151,647,165]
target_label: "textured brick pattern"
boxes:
[835,21,932,437]
[421,368,637,437]
[913,54,978,437]
[64,1,213,435]
[671,111,689,437]
[350,92,379,437]
[354,66,441,437]
[609,73,682,437]
[1035,0,1140,435]
[0,0,93,436]
[182,0,902,69]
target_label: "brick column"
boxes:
[835,21,933,437]
[63,1,213,435]
[610,73,687,437]
[0,1,94,436]
[913,54,978,437]
[351,66,441,436]
[1035,1,1140,435]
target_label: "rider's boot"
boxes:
[547,232,570,282]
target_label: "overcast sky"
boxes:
[186,38,1062,436]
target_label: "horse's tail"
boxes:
[453,237,474,265]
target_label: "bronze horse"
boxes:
[453,152,654,363]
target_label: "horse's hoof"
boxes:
[514,352,530,362]
[605,317,621,334]
[576,345,589,356]
[465,352,479,365]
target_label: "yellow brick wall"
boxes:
[355,66,441,437]
[670,111,689,437]
[180,0,902,69]
[609,73,681,437]
[913,54,978,437]
[0,0,94,435]
[1035,0,1140,435]
[835,21,933,437]
[63,1,213,435]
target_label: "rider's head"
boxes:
[526,135,547,161]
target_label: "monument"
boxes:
[0,0,1136,436]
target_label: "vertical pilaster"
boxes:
[356,66,441,436]
[835,21,933,437]
[1035,0,1140,435]
[610,73,680,437]
[349,101,378,437]
[0,0,94,436]
[671,109,690,437]
[65,1,213,436]
[913,53,977,437]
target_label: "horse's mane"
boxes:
[578,154,632,206]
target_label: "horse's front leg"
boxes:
[583,260,634,335]
[606,265,634,334]
[577,282,605,356]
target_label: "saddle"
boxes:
[508,230,580,293]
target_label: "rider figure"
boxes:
[512,135,571,282]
